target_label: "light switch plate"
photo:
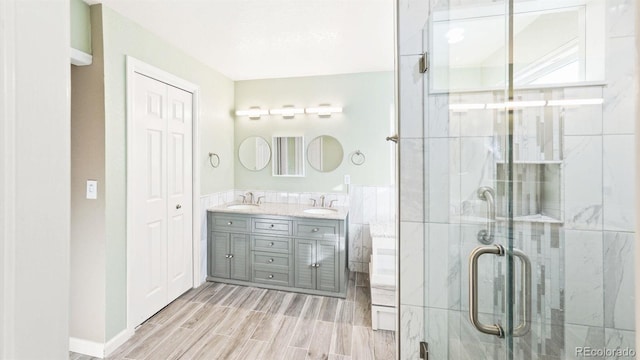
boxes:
[344,175,351,185]
[86,180,98,199]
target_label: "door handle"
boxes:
[476,186,495,244]
[469,244,505,338]
[176,204,182,209]
[385,134,398,143]
[512,248,531,337]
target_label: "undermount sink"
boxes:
[303,208,338,215]
[227,204,259,210]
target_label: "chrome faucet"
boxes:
[245,192,254,204]
[328,199,338,208]
[319,195,325,207]
[257,196,265,205]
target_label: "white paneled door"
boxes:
[131,72,193,327]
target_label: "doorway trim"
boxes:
[125,56,201,331]
[0,0,17,356]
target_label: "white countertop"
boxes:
[207,202,349,220]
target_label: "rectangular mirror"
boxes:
[272,136,305,177]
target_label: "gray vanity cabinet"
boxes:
[294,239,339,292]
[209,232,250,281]
[208,213,251,281]
[210,232,230,278]
[207,210,347,297]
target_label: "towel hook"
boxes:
[350,150,365,166]
[208,153,220,168]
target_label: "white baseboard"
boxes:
[69,337,104,358]
[69,328,134,359]
[104,328,134,357]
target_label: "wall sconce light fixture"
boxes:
[235,107,269,120]
[235,104,345,119]
[269,106,305,119]
[305,105,343,117]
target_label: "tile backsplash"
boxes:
[199,185,396,281]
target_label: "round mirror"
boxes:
[238,136,271,171]
[306,135,344,172]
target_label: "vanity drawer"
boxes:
[294,220,339,239]
[210,214,250,232]
[252,235,291,253]
[253,269,290,287]
[252,218,292,236]
[253,251,290,268]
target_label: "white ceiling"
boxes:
[88,0,395,80]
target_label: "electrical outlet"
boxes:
[344,175,351,185]
[86,180,98,200]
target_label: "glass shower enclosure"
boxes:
[397,0,636,358]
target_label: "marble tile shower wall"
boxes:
[199,186,393,281]
[398,0,636,359]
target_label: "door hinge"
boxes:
[419,52,429,73]
[420,341,429,359]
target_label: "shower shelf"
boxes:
[496,214,563,224]
[496,162,563,224]
[496,160,563,165]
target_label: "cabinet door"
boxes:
[316,240,339,292]
[210,232,230,278]
[294,239,316,289]
[229,233,250,281]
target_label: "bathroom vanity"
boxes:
[206,203,349,297]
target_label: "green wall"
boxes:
[70,0,91,53]
[70,5,106,343]
[99,5,235,339]
[234,72,394,192]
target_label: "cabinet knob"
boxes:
[269,224,275,228]
[268,274,274,279]
[316,263,321,268]
[227,221,233,225]
[312,228,319,232]
[228,254,234,259]
[269,242,274,246]
[268,258,274,263]
[224,254,230,258]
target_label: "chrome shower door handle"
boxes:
[513,248,532,337]
[469,244,505,338]
[477,186,496,244]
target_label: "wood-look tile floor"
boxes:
[70,272,395,360]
